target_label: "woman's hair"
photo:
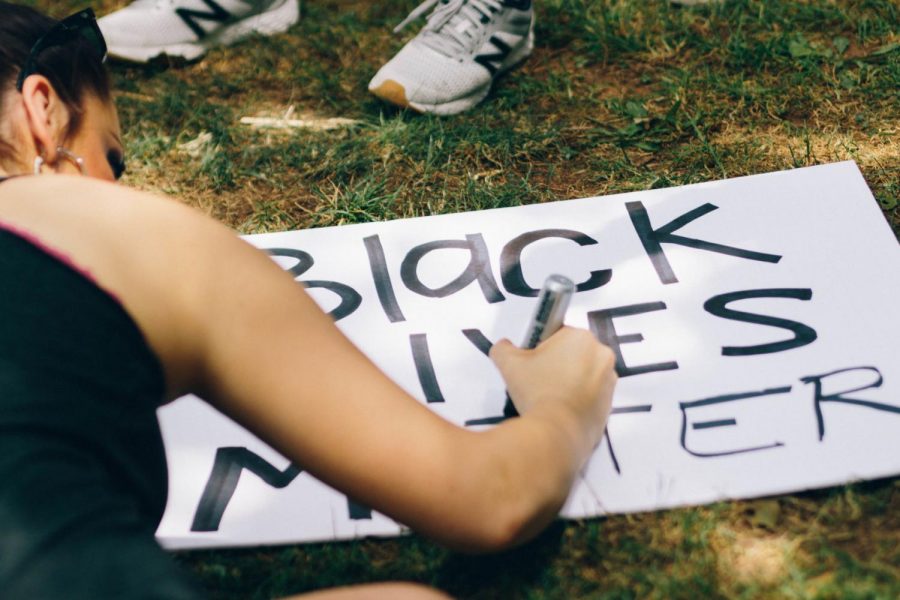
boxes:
[0,2,112,165]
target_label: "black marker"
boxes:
[503,274,576,417]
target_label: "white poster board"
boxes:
[156,161,900,549]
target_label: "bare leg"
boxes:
[281,582,453,600]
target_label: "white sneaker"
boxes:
[369,0,535,115]
[98,0,300,63]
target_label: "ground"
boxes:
[28,0,900,598]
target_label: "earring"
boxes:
[32,147,87,176]
[55,147,87,176]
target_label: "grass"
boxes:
[176,481,899,599]
[28,0,900,597]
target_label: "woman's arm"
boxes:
[182,198,617,552]
[0,175,616,552]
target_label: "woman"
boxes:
[0,4,616,598]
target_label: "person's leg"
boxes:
[282,582,453,599]
[98,0,301,63]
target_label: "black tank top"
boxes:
[0,177,168,527]
[0,177,205,599]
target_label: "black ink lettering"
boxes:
[502,398,519,419]
[603,406,654,475]
[704,288,817,355]
[679,386,791,457]
[801,366,897,441]
[499,229,612,297]
[303,280,362,321]
[465,415,506,426]
[462,328,494,356]
[363,235,406,323]
[400,234,505,304]
[266,248,362,322]
[692,418,737,430]
[587,302,679,377]
[410,333,445,403]
[604,428,621,474]
[611,405,653,415]
[348,499,373,520]
[266,247,314,277]
[191,447,301,532]
[626,201,782,284]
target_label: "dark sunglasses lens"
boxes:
[16,9,107,90]
[80,26,107,61]
[64,10,106,62]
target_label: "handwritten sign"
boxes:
[156,161,900,549]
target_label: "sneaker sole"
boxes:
[107,0,300,63]
[370,28,535,116]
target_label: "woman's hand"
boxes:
[490,327,617,452]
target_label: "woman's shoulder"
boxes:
[0,175,242,397]
[0,174,199,226]
[0,174,234,266]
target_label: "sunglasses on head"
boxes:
[15,8,108,92]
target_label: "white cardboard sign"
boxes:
[156,161,900,549]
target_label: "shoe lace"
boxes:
[393,0,506,57]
